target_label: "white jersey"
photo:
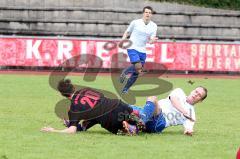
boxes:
[126,19,157,53]
[158,88,196,130]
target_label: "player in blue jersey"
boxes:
[120,6,158,94]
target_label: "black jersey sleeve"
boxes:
[68,110,81,127]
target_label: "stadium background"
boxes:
[0,0,239,159]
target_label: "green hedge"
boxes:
[151,0,240,10]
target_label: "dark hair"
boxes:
[199,86,208,101]
[142,6,155,13]
[57,79,75,98]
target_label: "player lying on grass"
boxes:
[61,86,207,136]
[41,79,143,134]
[59,86,207,135]
[125,86,208,136]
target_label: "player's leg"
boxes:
[145,112,166,133]
[128,97,156,124]
[139,96,158,123]
[140,97,166,133]
[119,49,140,83]
[121,69,139,93]
[138,52,147,76]
[120,50,147,94]
[123,97,166,135]
[128,99,166,134]
[122,97,157,135]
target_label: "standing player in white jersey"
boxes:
[123,86,208,136]
[119,6,158,94]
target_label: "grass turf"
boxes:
[0,73,239,159]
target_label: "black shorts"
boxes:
[95,100,133,134]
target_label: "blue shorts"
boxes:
[145,113,166,133]
[130,105,166,133]
[127,49,146,65]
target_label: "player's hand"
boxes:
[149,37,158,44]
[184,130,193,136]
[153,37,158,41]
[118,39,132,49]
[41,127,55,132]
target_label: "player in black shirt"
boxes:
[41,79,139,134]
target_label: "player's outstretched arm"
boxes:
[41,126,77,134]
[183,119,195,136]
[170,95,195,122]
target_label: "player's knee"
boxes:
[135,63,142,69]
[147,96,157,102]
[134,63,142,73]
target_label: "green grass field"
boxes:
[0,73,239,159]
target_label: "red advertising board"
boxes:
[0,37,240,72]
